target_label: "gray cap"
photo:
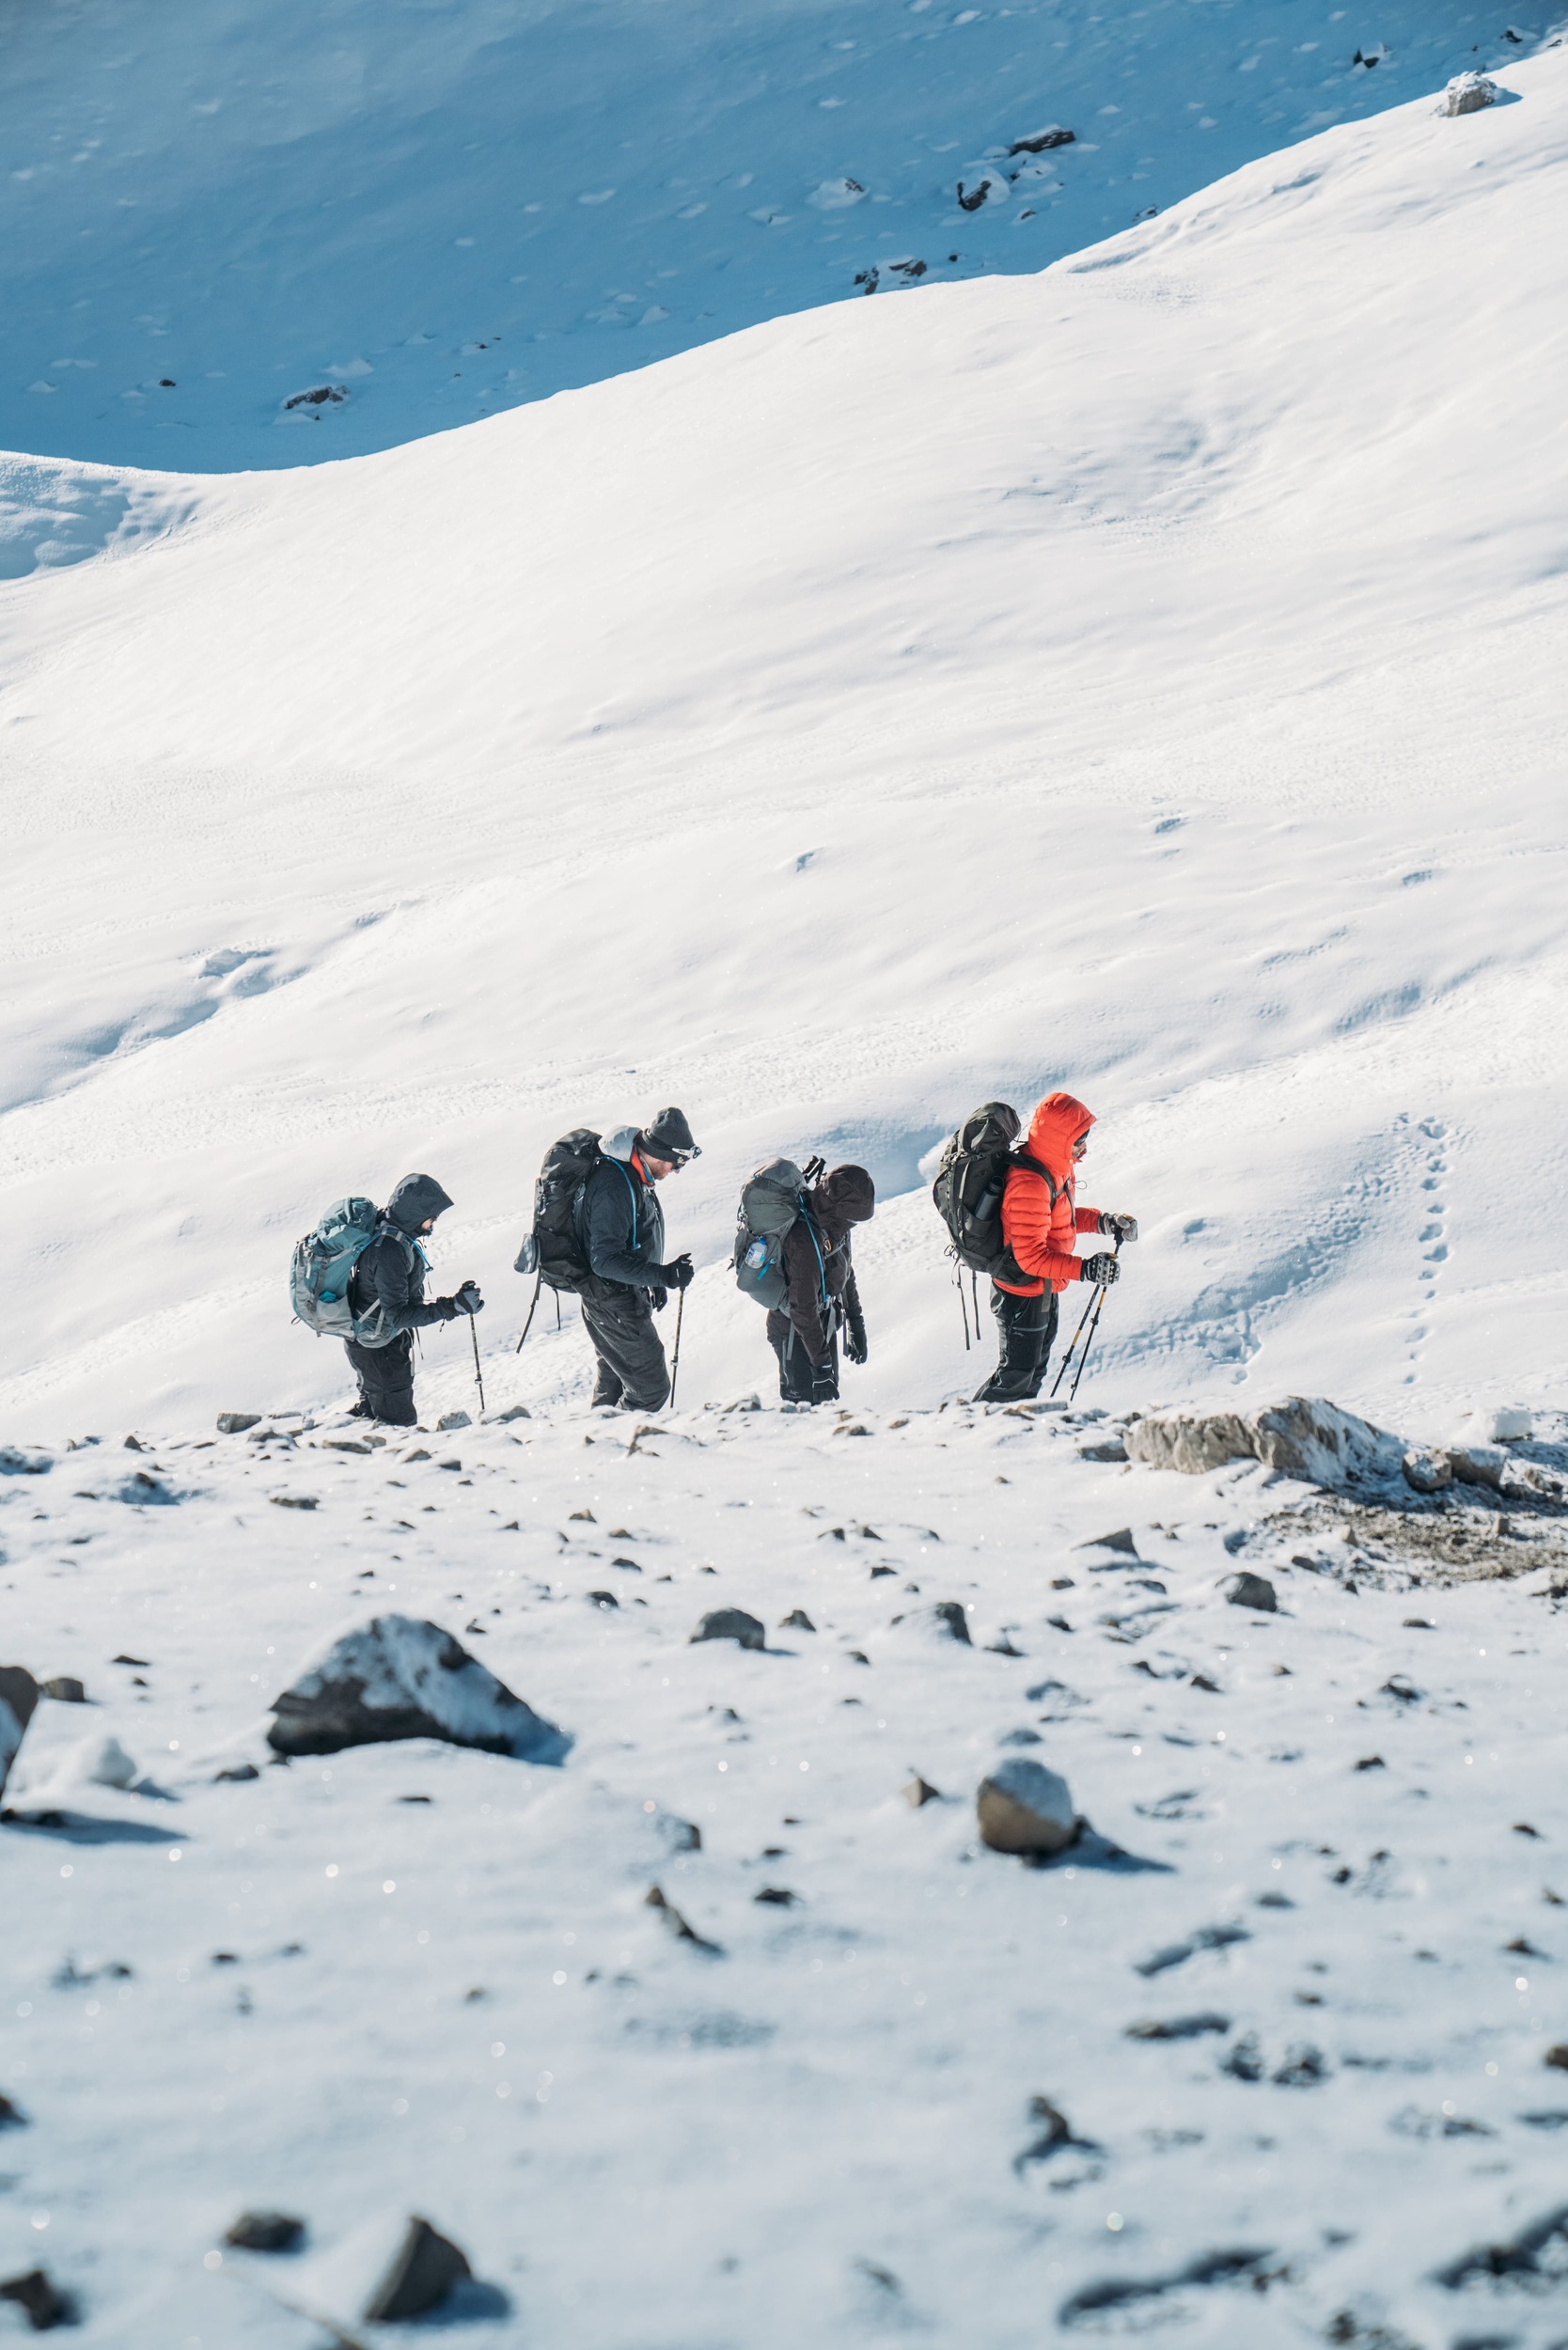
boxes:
[641,1106,700,1164]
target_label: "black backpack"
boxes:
[932,1102,1057,1280]
[515,1128,603,1293]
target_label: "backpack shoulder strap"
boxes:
[1011,1151,1059,1205]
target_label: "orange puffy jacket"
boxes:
[995,1091,1102,1297]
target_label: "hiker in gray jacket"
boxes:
[577,1108,698,1410]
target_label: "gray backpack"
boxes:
[290,1198,415,1348]
[732,1156,825,1311]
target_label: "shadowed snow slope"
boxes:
[0,0,1520,475]
[1,55,1565,1434]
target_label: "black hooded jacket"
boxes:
[579,1129,666,1296]
[768,1164,874,1362]
[348,1173,456,1337]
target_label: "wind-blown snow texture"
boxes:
[2,50,1565,1438]
[0,0,1532,474]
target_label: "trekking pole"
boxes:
[1066,1233,1121,1403]
[1050,1291,1098,1398]
[466,1305,486,1416]
[957,1268,971,1351]
[514,1269,543,1355]
[1050,1233,1121,1400]
[668,1288,685,1409]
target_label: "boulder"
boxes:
[216,1412,262,1434]
[284,2216,473,2329]
[917,1601,972,1644]
[267,1615,566,1761]
[1220,1571,1277,1613]
[436,1411,471,1432]
[977,1757,1077,1856]
[1249,1398,1397,1487]
[41,1676,86,1704]
[0,1667,39,1800]
[689,1609,765,1651]
[1440,70,1500,114]
[1403,1448,1452,1495]
[488,1404,530,1422]
[226,2211,306,2252]
[365,2219,471,2321]
[1451,1443,1506,1490]
[1128,1397,1400,1494]
[1125,1411,1253,1476]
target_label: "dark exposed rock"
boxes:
[267,1615,566,1761]
[646,1884,722,1953]
[1220,1571,1277,1613]
[1009,125,1075,153]
[902,1775,942,1808]
[217,1412,262,1434]
[0,2269,73,2329]
[778,1609,815,1631]
[40,1678,86,1704]
[1125,2013,1231,2042]
[213,1762,259,1782]
[690,1608,765,1651]
[0,1666,39,1800]
[225,2210,305,2252]
[1077,1527,1139,1557]
[362,2217,471,2322]
[0,2092,27,2127]
[754,1887,798,1906]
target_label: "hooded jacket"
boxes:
[348,1173,456,1335]
[579,1127,666,1295]
[996,1094,1102,1297]
[769,1164,874,1362]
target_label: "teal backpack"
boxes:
[290,1198,416,1347]
[732,1156,827,1313]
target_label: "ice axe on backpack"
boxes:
[1050,1232,1120,1402]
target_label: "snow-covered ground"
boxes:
[0,0,1533,473]
[6,1402,1568,2344]
[5,26,1568,2349]
[2,48,1566,1437]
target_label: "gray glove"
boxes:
[451,1279,485,1316]
[1079,1253,1121,1287]
[1098,1213,1138,1244]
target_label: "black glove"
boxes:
[1098,1212,1138,1244]
[660,1254,695,1292]
[1079,1253,1120,1287]
[650,1287,668,1314]
[452,1279,485,1316]
[844,1307,868,1366]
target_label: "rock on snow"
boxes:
[976,1757,1078,1856]
[267,1614,567,1761]
[1127,1396,1403,1492]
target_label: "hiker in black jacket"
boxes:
[345,1173,482,1426]
[578,1108,699,1410]
[765,1164,874,1405]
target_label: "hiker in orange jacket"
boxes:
[974,1090,1136,1403]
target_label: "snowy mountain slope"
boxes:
[5,1405,1568,2346]
[1,0,1537,476]
[2,55,1567,1435]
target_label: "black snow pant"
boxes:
[345,1330,417,1427]
[770,1320,839,1405]
[972,1285,1059,1404]
[582,1290,670,1412]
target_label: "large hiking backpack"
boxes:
[732,1157,827,1313]
[290,1197,413,1347]
[515,1129,603,1293]
[932,1102,1057,1279]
